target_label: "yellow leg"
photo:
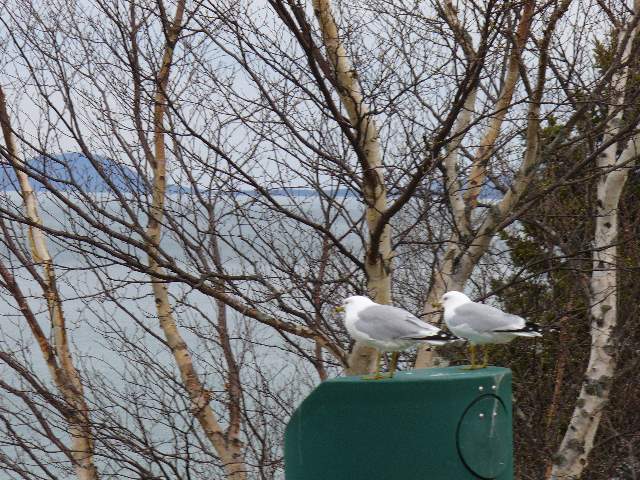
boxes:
[362,351,393,380]
[460,344,489,370]
[481,345,490,368]
[362,351,383,380]
[461,344,485,370]
[389,352,399,377]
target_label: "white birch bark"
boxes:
[312,0,392,375]
[463,0,534,212]
[415,0,537,367]
[550,5,640,476]
[0,86,99,480]
[142,2,247,477]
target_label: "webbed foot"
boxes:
[361,372,394,380]
[459,364,486,371]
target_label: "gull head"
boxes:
[441,291,471,310]
[335,295,375,314]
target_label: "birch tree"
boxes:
[551,2,640,477]
[0,87,99,480]
[142,1,247,477]
[305,0,394,373]
[414,0,569,366]
[268,0,503,373]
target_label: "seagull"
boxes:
[440,291,542,369]
[335,295,459,379]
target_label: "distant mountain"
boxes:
[1,152,504,201]
[0,153,356,197]
[0,152,145,193]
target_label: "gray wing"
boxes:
[448,302,525,332]
[354,305,439,341]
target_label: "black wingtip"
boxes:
[410,331,461,343]
[494,321,543,336]
[524,321,543,334]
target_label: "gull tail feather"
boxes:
[493,321,543,337]
[402,330,461,345]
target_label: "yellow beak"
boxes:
[431,301,443,309]
[334,306,345,313]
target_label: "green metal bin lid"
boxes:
[285,366,513,480]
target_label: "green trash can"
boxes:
[285,367,513,479]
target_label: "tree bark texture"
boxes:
[0,86,99,480]
[415,0,539,367]
[142,3,247,478]
[551,6,640,476]
[312,0,393,375]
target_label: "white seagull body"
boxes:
[441,291,542,369]
[442,291,542,345]
[342,295,458,352]
[337,295,459,378]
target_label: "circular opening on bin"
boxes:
[456,394,510,479]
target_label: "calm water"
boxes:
[0,192,366,477]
